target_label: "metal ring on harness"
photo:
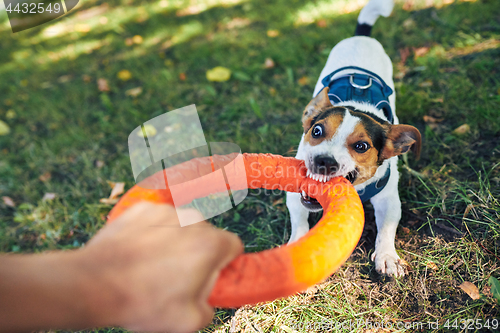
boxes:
[349,75,372,90]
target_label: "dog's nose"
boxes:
[313,155,339,175]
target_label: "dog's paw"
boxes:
[371,250,406,277]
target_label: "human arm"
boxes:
[0,203,243,333]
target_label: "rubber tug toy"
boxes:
[107,153,364,308]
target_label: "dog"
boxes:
[286,0,421,277]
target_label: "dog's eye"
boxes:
[311,124,324,138]
[354,141,370,153]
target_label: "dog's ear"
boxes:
[380,124,422,160]
[302,87,331,132]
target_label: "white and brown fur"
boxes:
[286,0,421,277]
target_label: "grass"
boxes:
[0,0,499,331]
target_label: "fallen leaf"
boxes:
[95,160,105,168]
[458,281,480,300]
[426,261,438,270]
[0,120,10,136]
[6,110,16,119]
[297,76,309,86]
[413,46,430,58]
[137,124,157,137]
[179,72,186,81]
[431,97,444,103]
[452,260,463,270]
[126,87,143,97]
[418,80,433,88]
[269,87,277,96]
[82,74,91,83]
[264,58,275,69]
[39,172,51,182]
[75,23,91,33]
[108,182,125,199]
[117,70,132,81]
[452,124,470,135]
[316,19,327,28]
[272,198,284,206]
[58,75,71,83]
[399,47,411,65]
[402,17,415,28]
[132,35,143,44]
[2,196,15,207]
[125,38,134,46]
[267,29,279,37]
[399,258,411,270]
[423,115,444,123]
[401,226,410,234]
[97,78,110,92]
[206,66,231,82]
[42,193,57,201]
[99,198,120,205]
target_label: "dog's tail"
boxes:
[355,0,394,36]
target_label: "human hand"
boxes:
[81,202,243,333]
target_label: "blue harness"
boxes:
[320,66,394,202]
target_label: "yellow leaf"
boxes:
[267,29,280,37]
[0,120,10,136]
[137,124,157,137]
[206,66,231,82]
[426,261,438,270]
[452,124,470,135]
[458,281,480,300]
[132,35,143,44]
[75,23,91,33]
[6,110,16,119]
[298,76,309,86]
[117,70,132,81]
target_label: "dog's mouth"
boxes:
[344,169,358,184]
[305,168,358,184]
[300,169,358,210]
[300,190,322,211]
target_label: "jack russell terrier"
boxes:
[286,0,421,277]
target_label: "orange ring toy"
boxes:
[107,153,364,308]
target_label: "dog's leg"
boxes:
[286,192,310,243]
[369,164,405,277]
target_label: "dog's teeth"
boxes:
[320,175,324,182]
[306,169,311,178]
[302,190,306,197]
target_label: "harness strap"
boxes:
[321,66,394,124]
[357,167,391,202]
[320,66,394,200]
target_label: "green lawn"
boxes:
[1,0,499,331]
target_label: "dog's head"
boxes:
[301,87,421,185]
